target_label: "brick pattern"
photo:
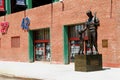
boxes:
[0,38,1,48]
[0,0,119,67]
[11,36,20,48]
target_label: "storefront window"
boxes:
[69,24,86,62]
[11,0,27,13]
[34,28,50,40]
[0,0,6,16]
[70,40,80,62]
[32,0,52,8]
[34,28,50,61]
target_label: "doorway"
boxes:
[63,23,87,63]
[33,28,50,61]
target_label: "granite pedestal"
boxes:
[75,54,102,72]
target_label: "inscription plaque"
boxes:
[102,39,108,48]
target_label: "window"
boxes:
[11,36,20,48]
[34,28,50,41]
[32,0,52,8]
[0,0,6,16]
[32,0,62,8]
[33,28,50,61]
[69,23,86,40]
[68,23,86,62]
[11,0,27,13]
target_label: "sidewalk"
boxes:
[0,61,120,80]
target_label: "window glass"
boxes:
[34,28,50,61]
[69,24,86,62]
[34,28,50,40]
[11,0,26,13]
[32,0,52,8]
[69,24,85,39]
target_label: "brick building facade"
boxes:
[0,0,120,67]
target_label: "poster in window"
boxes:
[0,0,5,11]
[16,0,26,6]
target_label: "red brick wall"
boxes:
[0,12,29,62]
[0,0,119,67]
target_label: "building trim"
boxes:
[5,0,11,14]
[63,26,69,64]
[28,30,34,62]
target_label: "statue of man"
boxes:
[77,29,84,55]
[85,10,100,54]
[77,25,87,55]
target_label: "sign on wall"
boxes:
[1,21,9,34]
[102,39,108,48]
[0,0,5,11]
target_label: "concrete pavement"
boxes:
[0,61,120,80]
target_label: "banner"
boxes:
[0,0,5,11]
[1,21,9,34]
[16,0,26,6]
[21,17,30,31]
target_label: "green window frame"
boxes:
[28,30,34,62]
[63,26,69,64]
[52,0,60,3]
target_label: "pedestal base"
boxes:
[75,54,102,72]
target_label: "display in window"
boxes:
[46,43,51,61]
[35,43,51,61]
[35,43,45,61]
[70,41,80,62]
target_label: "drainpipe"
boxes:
[110,0,113,18]
[60,0,64,11]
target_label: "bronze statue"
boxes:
[77,29,84,55]
[85,10,100,54]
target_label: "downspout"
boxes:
[110,0,113,18]
[50,0,53,63]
